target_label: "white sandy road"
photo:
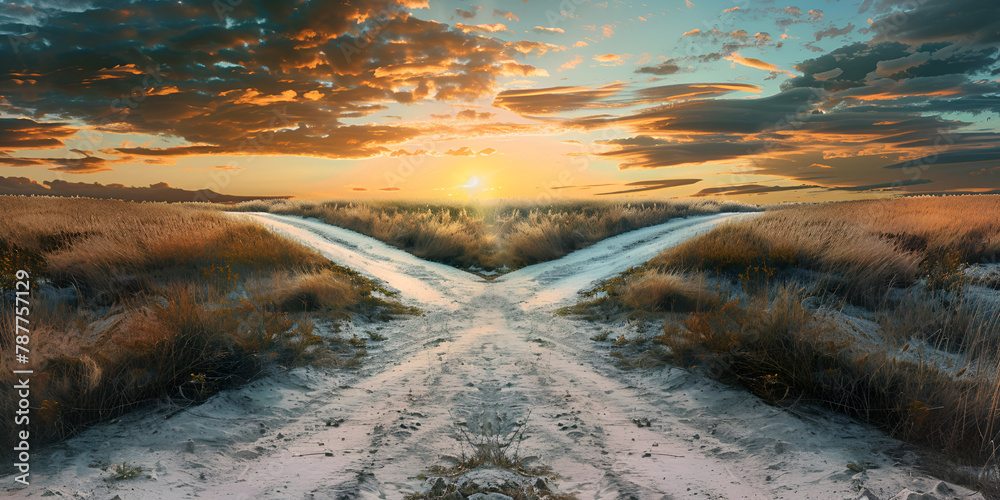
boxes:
[3,213,982,500]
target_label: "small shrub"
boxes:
[621,271,717,312]
[590,331,611,342]
[110,462,144,481]
[274,270,360,313]
[435,410,538,477]
[922,251,969,293]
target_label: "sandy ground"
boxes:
[3,213,984,499]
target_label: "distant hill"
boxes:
[0,176,292,203]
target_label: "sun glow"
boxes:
[459,176,482,190]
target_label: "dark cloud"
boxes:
[832,74,1000,104]
[867,0,1000,45]
[0,0,544,160]
[494,83,760,115]
[0,176,51,196]
[845,96,1000,115]
[564,80,1000,188]
[0,152,44,167]
[550,183,616,190]
[493,84,626,115]
[0,148,118,174]
[0,118,77,149]
[783,42,998,92]
[633,83,762,103]
[833,178,933,191]
[881,147,1000,170]
[47,153,115,174]
[690,179,934,196]
[113,123,423,159]
[595,136,789,170]
[575,0,1000,191]
[594,178,701,195]
[692,183,819,197]
[0,175,290,202]
[814,23,855,41]
[769,5,826,27]
[573,87,828,135]
[455,7,479,19]
[681,28,775,54]
[492,9,518,21]
[635,61,682,75]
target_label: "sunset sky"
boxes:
[0,0,998,201]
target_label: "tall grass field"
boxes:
[564,195,1000,488]
[227,198,755,271]
[0,196,414,450]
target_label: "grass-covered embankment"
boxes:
[566,196,1000,479]
[0,196,416,450]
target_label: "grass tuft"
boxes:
[621,271,718,313]
[110,462,145,481]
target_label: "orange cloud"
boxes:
[493,84,625,114]
[507,40,562,56]
[725,52,795,76]
[373,63,450,78]
[0,118,78,149]
[229,89,298,105]
[561,55,584,70]
[493,9,519,21]
[455,23,510,33]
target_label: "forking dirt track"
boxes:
[3,213,982,499]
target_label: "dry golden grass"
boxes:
[621,271,717,313]
[582,196,1000,473]
[0,196,411,450]
[555,268,720,322]
[651,195,1000,305]
[0,196,330,302]
[652,287,1000,467]
[230,198,754,271]
[269,270,361,314]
